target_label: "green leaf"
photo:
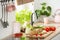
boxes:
[47,6,51,13]
[35,2,52,17]
[16,9,32,25]
[41,2,46,6]
[43,11,50,16]
[35,10,41,17]
[26,24,32,29]
[42,6,46,10]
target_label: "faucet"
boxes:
[31,12,38,26]
[31,13,34,26]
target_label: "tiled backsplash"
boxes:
[0,11,15,39]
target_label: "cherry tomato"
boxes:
[44,27,50,32]
[39,34,43,36]
[34,34,38,36]
[50,27,56,31]
[14,33,23,38]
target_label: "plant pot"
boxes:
[37,15,47,22]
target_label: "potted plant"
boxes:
[35,2,52,22]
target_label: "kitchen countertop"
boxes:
[1,22,60,40]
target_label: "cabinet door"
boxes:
[23,0,34,4]
[17,0,23,5]
[16,0,34,5]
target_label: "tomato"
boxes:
[39,34,43,36]
[14,33,23,38]
[50,27,56,31]
[44,27,50,32]
[34,34,38,36]
[44,26,56,32]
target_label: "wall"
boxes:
[0,3,15,40]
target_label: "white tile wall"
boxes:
[0,5,16,39]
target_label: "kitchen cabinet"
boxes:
[16,0,34,5]
[23,0,34,4]
[16,0,23,5]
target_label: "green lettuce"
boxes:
[16,9,32,25]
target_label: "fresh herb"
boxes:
[35,2,52,18]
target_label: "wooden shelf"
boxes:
[16,0,34,5]
[17,0,23,5]
[23,0,34,4]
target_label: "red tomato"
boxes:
[44,27,50,32]
[39,34,43,36]
[34,34,38,36]
[50,27,56,31]
[14,33,23,38]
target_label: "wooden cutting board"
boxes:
[26,31,54,39]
